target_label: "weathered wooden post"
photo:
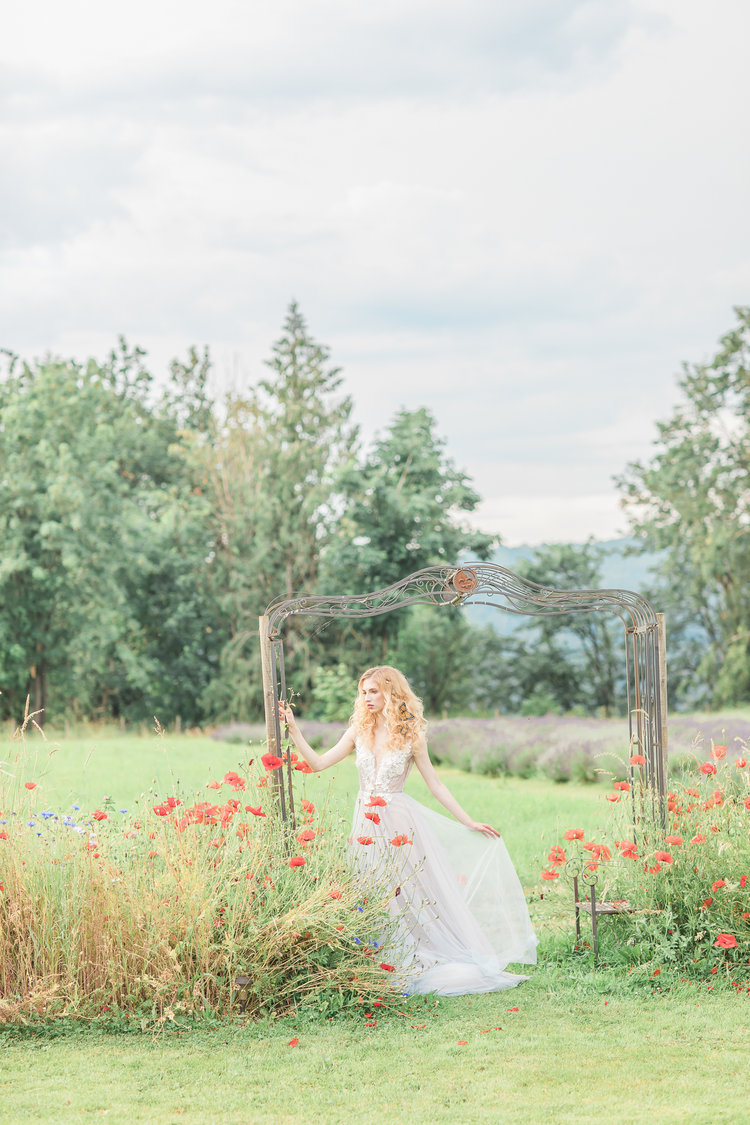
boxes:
[258,614,287,820]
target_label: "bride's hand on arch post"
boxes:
[277,701,297,729]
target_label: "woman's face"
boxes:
[361,677,386,715]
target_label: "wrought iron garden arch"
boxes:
[258,563,668,828]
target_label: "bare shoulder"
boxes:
[411,733,430,760]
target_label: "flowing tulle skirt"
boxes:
[350,791,538,996]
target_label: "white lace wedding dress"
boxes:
[350,739,538,996]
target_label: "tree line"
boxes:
[1,304,748,725]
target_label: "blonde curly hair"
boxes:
[350,665,426,751]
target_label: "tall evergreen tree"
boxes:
[202,303,358,719]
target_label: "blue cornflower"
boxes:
[27,821,35,828]
[119,809,128,814]
[353,937,361,944]
[356,906,364,913]
[41,811,55,820]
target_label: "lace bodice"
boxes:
[355,738,413,799]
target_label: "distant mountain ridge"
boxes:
[462,537,663,634]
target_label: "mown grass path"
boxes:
[3,980,748,1124]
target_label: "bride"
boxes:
[279,664,537,996]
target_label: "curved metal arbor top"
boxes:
[265,562,659,636]
[259,562,668,826]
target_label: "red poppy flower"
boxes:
[287,1038,299,1046]
[207,780,221,789]
[700,762,717,776]
[654,851,673,864]
[457,1040,468,1045]
[257,777,267,787]
[714,933,737,949]
[548,845,566,865]
[664,835,683,846]
[380,963,395,972]
[736,758,747,768]
[744,798,750,811]
[701,897,713,909]
[613,781,630,792]
[288,856,306,868]
[645,862,662,874]
[711,879,726,891]
[24,781,36,790]
[294,761,313,773]
[740,876,747,889]
[563,829,584,840]
[653,968,661,977]
[691,833,706,844]
[365,812,381,825]
[629,754,646,766]
[261,753,283,771]
[0,830,8,840]
[606,794,620,802]
[329,889,342,899]
[541,868,559,880]
[302,800,315,814]
[296,829,316,843]
[617,840,638,858]
[148,850,158,858]
[245,805,265,817]
[366,797,387,808]
[153,805,168,816]
[93,810,107,821]
[223,771,246,791]
[391,835,412,846]
[357,836,373,846]
[711,745,727,760]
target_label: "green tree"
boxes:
[512,541,622,715]
[201,303,358,719]
[617,307,750,706]
[387,606,476,715]
[0,343,220,724]
[319,407,496,669]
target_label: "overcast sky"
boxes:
[2,0,749,545]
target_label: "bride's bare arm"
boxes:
[412,737,501,837]
[278,703,356,772]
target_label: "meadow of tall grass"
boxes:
[0,723,407,1024]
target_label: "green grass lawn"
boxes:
[2,727,748,1125]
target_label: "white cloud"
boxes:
[1,0,749,544]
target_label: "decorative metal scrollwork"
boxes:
[261,561,668,819]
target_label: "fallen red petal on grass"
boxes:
[24,781,36,790]
[457,1040,468,1045]
[287,1038,299,1046]
[411,1024,426,1029]
[380,963,395,972]
[507,1007,519,1012]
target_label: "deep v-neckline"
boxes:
[363,744,387,777]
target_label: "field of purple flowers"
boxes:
[214,713,750,785]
